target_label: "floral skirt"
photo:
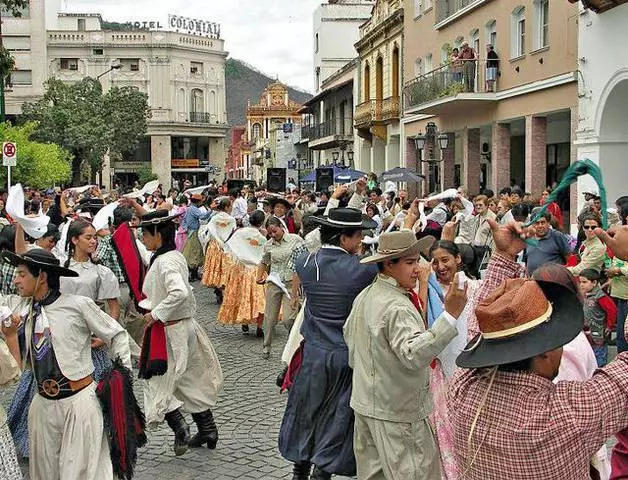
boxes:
[429,360,459,480]
[202,240,229,288]
[0,419,21,480]
[218,262,266,325]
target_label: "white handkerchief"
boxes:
[266,272,291,299]
[6,184,50,239]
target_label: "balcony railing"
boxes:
[301,125,313,140]
[355,96,399,128]
[309,118,353,141]
[435,0,487,24]
[404,59,493,110]
[189,112,212,123]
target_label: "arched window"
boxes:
[252,123,261,140]
[177,88,186,117]
[486,20,497,47]
[190,88,204,113]
[375,56,384,100]
[315,33,319,53]
[392,46,399,98]
[511,6,526,58]
[534,0,549,49]
[441,43,451,65]
[424,53,433,73]
[364,62,371,101]
[210,90,217,117]
[414,58,423,78]
[470,29,480,55]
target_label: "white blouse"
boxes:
[60,259,120,301]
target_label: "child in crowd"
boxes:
[579,268,618,366]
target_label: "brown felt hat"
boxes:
[361,230,421,264]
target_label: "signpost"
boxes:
[2,142,16,188]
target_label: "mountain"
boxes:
[225,58,312,136]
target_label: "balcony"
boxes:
[354,96,400,130]
[307,118,353,150]
[189,112,212,123]
[434,0,491,27]
[403,60,497,115]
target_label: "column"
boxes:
[405,137,419,198]
[421,157,430,197]
[525,115,547,195]
[371,136,386,175]
[440,132,456,191]
[209,137,225,182]
[150,135,172,188]
[491,122,511,192]
[424,135,436,195]
[570,106,580,229]
[463,128,482,196]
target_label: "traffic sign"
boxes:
[2,142,16,167]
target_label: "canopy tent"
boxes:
[300,165,367,183]
[381,167,425,184]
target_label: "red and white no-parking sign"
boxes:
[2,142,16,167]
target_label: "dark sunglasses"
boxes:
[582,225,597,230]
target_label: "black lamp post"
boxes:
[413,122,449,193]
[332,151,340,165]
[347,151,354,169]
[97,64,122,80]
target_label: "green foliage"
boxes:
[0,0,29,17]
[0,122,71,188]
[0,46,15,78]
[22,77,149,184]
[137,164,157,185]
[438,82,465,98]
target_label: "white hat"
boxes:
[582,186,599,197]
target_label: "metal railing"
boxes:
[309,118,353,140]
[404,59,495,109]
[301,125,313,140]
[189,112,212,123]
[354,96,399,127]
[435,0,482,24]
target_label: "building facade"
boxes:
[3,2,228,189]
[245,81,304,186]
[354,0,403,177]
[571,0,628,215]
[313,0,375,93]
[402,0,579,203]
[226,125,247,179]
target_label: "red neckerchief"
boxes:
[408,289,436,369]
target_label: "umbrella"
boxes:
[381,167,425,183]
[301,165,367,183]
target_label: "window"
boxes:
[315,33,319,53]
[190,88,204,113]
[252,123,262,140]
[60,58,79,70]
[424,53,433,73]
[9,70,31,86]
[511,7,526,58]
[486,20,497,47]
[92,48,103,55]
[440,44,450,66]
[535,0,549,49]
[363,63,370,101]
[119,58,140,72]
[3,36,31,52]
[77,18,86,31]
[414,58,422,78]
[190,61,203,75]
[315,67,320,91]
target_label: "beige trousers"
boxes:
[353,412,442,480]
[262,281,298,352]
[28,383,112,480]
[118,283,145,354]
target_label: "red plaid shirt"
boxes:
[448,255,628,479]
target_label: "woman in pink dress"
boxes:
[174,196,188,252]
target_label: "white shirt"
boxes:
[232,197,248,220]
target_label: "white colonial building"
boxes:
[572,0,628,215]
[3,0,228,189]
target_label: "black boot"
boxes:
[214,288,223,304]
[164,409,190,456]
[311,466,331,480]
[291,461,311,480]
[188,268,198,282]
[189,409,219,449]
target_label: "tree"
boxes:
[22,77,150,185]
[0,121,72,188]
[137,164,157,185]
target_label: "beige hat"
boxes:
[361,230,421,264]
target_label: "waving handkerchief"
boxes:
[6,184,50,239]
[92,200,119,232]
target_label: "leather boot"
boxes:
[310,466,331,480]
[164,409,190,456]
[189,409,219,449]
[291,461,311,480]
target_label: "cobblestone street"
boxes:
[1,283,352,480]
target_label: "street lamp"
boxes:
[413,122,449,193]
[347,151,354,168]
[332,151,340,164]
[97,64,122,80]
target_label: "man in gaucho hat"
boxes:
[448,244,628,478]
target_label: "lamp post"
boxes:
[332,151,340,165]
[347,151,354,169]
[96,64,122,80]
[413,122,449,193]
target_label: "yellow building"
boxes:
[244,82,304,184]
[401,0,579,201]
[354,0,403,176]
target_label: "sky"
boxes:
[66,0,322,92]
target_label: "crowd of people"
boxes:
[0,172,627,480]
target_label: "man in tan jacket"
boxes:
[344,230,467,480]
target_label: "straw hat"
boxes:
[360,230,421,264]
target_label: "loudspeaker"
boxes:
[227,180,246,193]
[267,168,286,193]
[316,168,334,193]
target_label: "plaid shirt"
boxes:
[448,253,628,479]
[95,234,125,284]
[0,258,17,295]
[287,242,309,274]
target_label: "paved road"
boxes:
[2,284,353,480]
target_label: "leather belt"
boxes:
[165,319,182,327]
[38,374,93,400]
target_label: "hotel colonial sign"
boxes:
[117,15,221,39]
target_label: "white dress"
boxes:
[60,260,120,303]
[141,249,224,425]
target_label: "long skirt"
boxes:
[201,240,229,288]
[8,347,111,459]
[429,359,459,480]
[182,230,205,269]
[0,416,22,480]
[218,263,265,325]
[143,318,224,425]
[278,342,356,476]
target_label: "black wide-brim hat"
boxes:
[456,281,583,369]
[133,210,183,228]
[268,197,292,210]
[2,248,79,277]
[311,207,377,230]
